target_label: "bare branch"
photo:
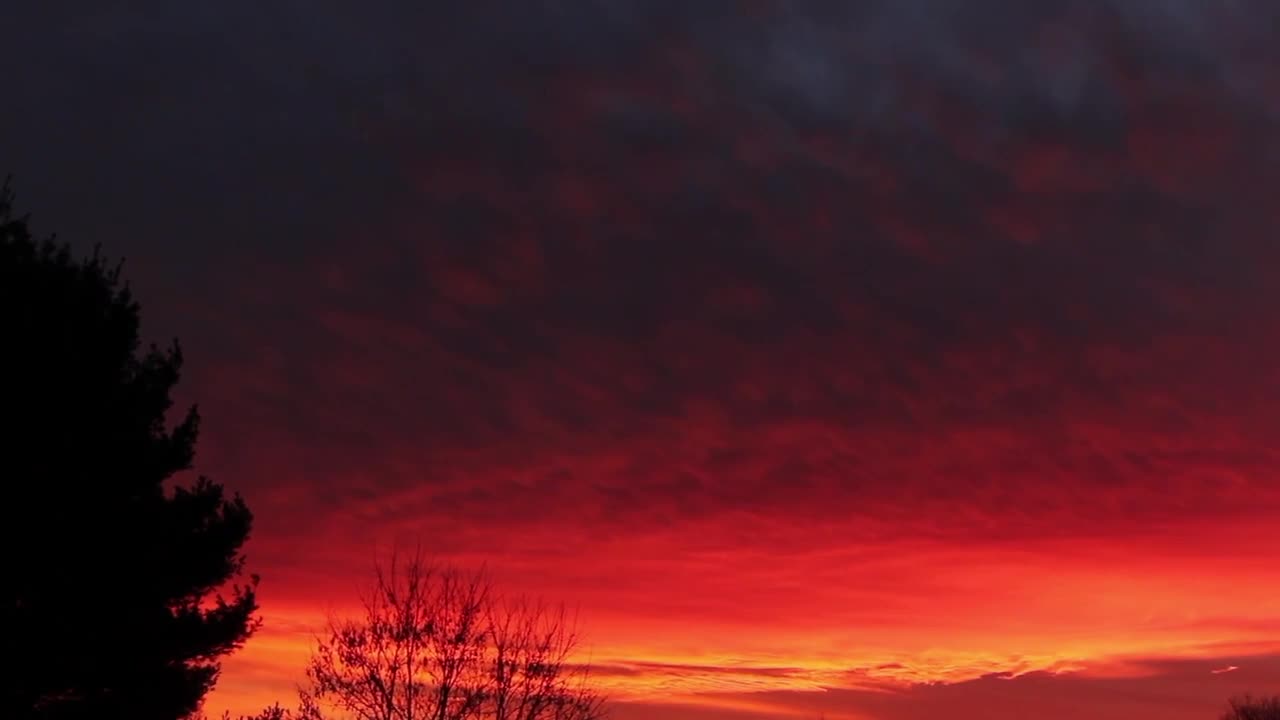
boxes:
[1223,694,1280,720]
[299,549,604,720]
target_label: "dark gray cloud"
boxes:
[4,0,1280,553]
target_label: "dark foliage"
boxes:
[0,179,260,719]
[207,703,298,720]
[1223,695,1280,720]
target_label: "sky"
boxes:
[4,2,1280,719]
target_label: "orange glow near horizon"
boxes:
[204,512,1280,718]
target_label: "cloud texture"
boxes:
[5,2,1280,718]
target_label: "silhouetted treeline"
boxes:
[1223,695,1280,720]
[1,179,259,719]
[199,551,607,720]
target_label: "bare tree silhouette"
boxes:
[1,179,259,719]
[204,705,294,720]
[1223,695,1280,720]
[299,550,604,720]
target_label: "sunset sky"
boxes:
[5,2,1280,719]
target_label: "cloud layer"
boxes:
[5,2,1280,718]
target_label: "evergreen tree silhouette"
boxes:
[0,179,260,720]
